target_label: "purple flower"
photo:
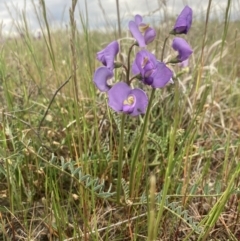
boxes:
[96,41,119,70]
[93,66,113,92]
[132,50,173,88]
[172,37,193,62]
[129,15,156,47]
[170,5,192,35]
[108,82,148,116]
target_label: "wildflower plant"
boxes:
[93,6,193,203]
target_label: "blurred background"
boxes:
[0,0,239,37]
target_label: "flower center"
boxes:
[142,57,149,68]
[123,95,135,105]
[139,23,150,33]
[123,95,136,114]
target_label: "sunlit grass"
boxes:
[0,0,240,240]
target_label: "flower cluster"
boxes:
[93,6,193,116]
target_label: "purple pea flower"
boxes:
[96,41,119,70]
[129,15,156,47]
[172,37,193,62]
[108,82,148,116]
[132,50,173,88]
[170,5,193,35]
[93,66,113,92]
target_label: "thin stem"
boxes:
[116,41,137,203]
[195,0,212,95]
[127,43,137,84]
[161,35,170,61]
[116,113,126,203]
[38,76,72,132]
[115,0,121,38]
[122,64,128,75]
[39,0,56,70]
[129,35,170,198]
[129,88,156,197]
[129,74,140,83]
[153,80,181,239]
[116,42,137,203]
[117,42,137,203]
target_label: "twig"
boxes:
[38,76,72,132]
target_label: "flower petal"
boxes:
[151,62,173,88]
[132,59,140,75]
[134,50,157,76]
[172,37,193,62]
[134,14,143,25]
[96,49,106,66]
[129,89,148,116]
[172,5,193,34]
[96,41,119,70]
[129,20,146,47]
[108,82,130,112]
[132,50,174,89]
[144,27,156,45]
[93,67,113,92]
[123,102,135,113]
[104,41,119,69]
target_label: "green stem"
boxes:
[129,34,170,198]
[116,41,137,203]
[129,88,156,197]
[153,80,181,239]
[116,113,126,203]
[127,43,137,84]
[129,74,141,84]
[161,35,170,61]
[122,64,128,75]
